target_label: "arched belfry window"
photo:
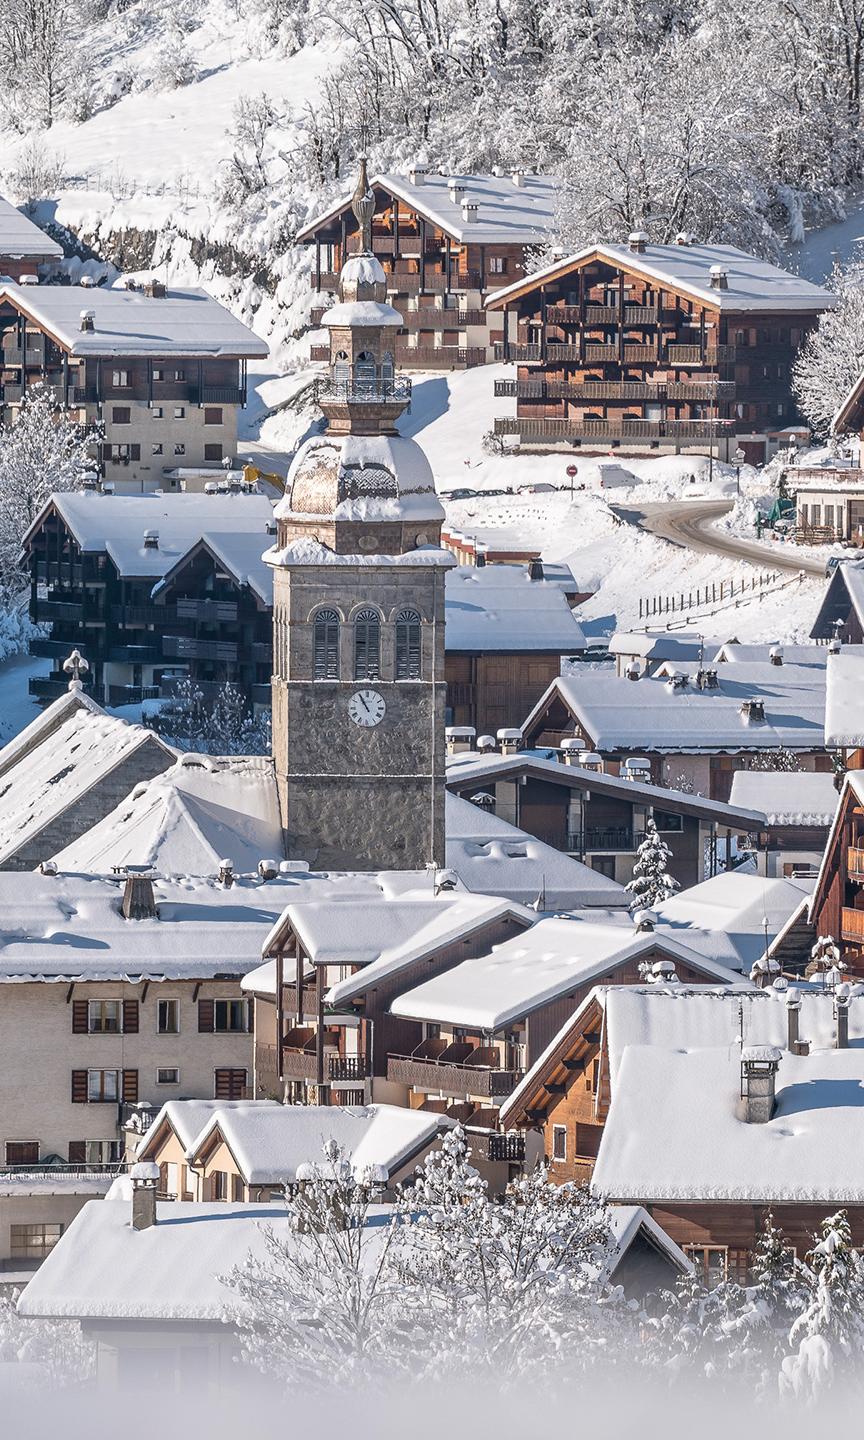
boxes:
[313,608,340,679]
[354,607,381,679]
[333,350,349,386]
[395,608,422,679]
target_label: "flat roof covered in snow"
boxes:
[0,197,63,259]
[0,281,269,357]
[728,769,839,826]
[445,565,586,654]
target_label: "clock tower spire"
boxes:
[266,158,454,871]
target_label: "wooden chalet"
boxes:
[485,234,833,463]
[806,770,864,968]
[501,985,864,1281]
[297,169,557,369]
[0,196,63,279]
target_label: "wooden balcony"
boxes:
[841,906,864,942]
[547,344,582,361]
[388,1044,521,1099]
[494,343,540,362]
[665,344,736,364]
[175,598,239,622]
[404,307,487,330]
[848,846,864,881]
[584,305,618,324]
[494,416,735,442]
[163,636,239,662]
[397,345,486,368]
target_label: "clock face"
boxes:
[348,689,386,728]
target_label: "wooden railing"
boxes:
[848,847,864,880]
[387,1054,521,1098]
[494,416,735,441]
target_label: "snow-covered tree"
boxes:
[0,1290,95,1386]
[626,820,680,911]
[747,748,803,772]
[782,1211,864,1401]
[147,679,271,755]
[805,934,847,986]
[0,383,96,599]
[793,258,864,439]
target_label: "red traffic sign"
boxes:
[566,464,578,476]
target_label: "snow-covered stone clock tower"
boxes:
[266,159,453,871]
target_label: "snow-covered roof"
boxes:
[51,754,284,876]
[712,642,828,666]
[650,870,814,972]
[445,565,586,653]
[825,649,864,747]
[265,537,455,569]
[189,1103,449,1183]
[321,299,403,327]
[728,769,839,827]
[0,197,62,259]
[486,242,835,314]
[592,988,864,1203]
[140,1098,281,1155]
[274,433,445,525]
[524,664,827,751]
[445,793,626,909]
[445,751,766,826]
[0,870,429,983]
[603,1205,693,1282]
[298,172,558,247]
[31,492,276,598]
[388,917,742,1032]
[0,690,172,868]
[608,631,710,662]
[0,282,269,357]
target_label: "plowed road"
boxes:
[611,499,825,578]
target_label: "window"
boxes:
[157,998,179,1034]
[174,443,186,456]
[685,1246,728,1287]
[552,1125,567,1161]
[152,405,164,418]
[313,608,340,680]
[152,367,165,381]
[355,350,375,385]
[395,608,422,679]
[174,406,185,419]
[87,1069,120,1102]
[489,256,508,275]
[157,1067,180,1085]
[174,368,185,381]
[354,607,381,680]
[214,1067,247,1099]
[5,1141,38,1166]
[214,999,250,1033]
[151,442,163,455]
[232,1174,244,1201]
[68,1140,120,1165]
[204,407,223,425]
[111,369,130,387]
[204,443,223,462]
[11,1223,63,1260]
[87,1000,120,1034]
[112,406,131,424]
[211,1170,228,1200]
[652,811,683,833]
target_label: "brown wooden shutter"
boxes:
[215,1068,247,1100]
[122,1000,139,1034]
[71,1070,88,1103]
[130,443,141,461]
[122,1069,138,1103]
[68,1141,86,1164]
[198,998,215,1032]
[72,1000,89,1034]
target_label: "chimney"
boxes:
[474,543,487,568]
[79,275,95,289]
[512,171,526,188]
[258,857,279,881]
[476,734,497,752]
[143,529,159,550]
[79,309,95,333]
[769,645,783,666]
[633,911,655,934]
[740,1045,782,1123]
[461,202,478,224]
[709,265,729,290]
[528,557,544,581]
[836,984,851,1049]
[408,166,428,186]
[696,667,719,690]
[448,180,466,204]
[740,698,765,723]
[829,636,841,655]
[145,278,167,298]
[626,661,641,681]
[497,728,521,757]
[628,231,648,254]
[446,726,476,756]
[19,272,39,286]
[666,671,688,692]
[621,756,651,782]
[218,858,234,888]
[784,986,803,1052]
[39,859,58,877]
[674,232,692,246]
[560,738,585,766]
[122,872,157,920]
[130,1162,160,1231]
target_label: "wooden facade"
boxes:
[487,245,822,462]
[445,651,562,734]
[807,779,864,973]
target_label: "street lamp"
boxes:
[733,446,746,496]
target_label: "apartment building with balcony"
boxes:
[485,234,834,463]
[23,490,275,709]
[297,167,557,369]
[0,278,267,491]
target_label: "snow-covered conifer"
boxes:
[626,820,680,911]
[793,259,864,438]
[782,1211,864,1400]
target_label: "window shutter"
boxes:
[122,1069,138,1103]
[198,998,215,1032]
[71,1070,88,1104]
[122,1000,139,1034]
[72,1000,89,1034]
[131,443,141,461]
[215,1068,247,1100]
[68,1141,86,1164]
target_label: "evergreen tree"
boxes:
[626,819,680,912]
[147,679,270,755]
[781,1211,864,1400]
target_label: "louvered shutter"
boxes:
[198,998,215,1032]
[122,1069,138,1103]
[72,1000,89,1034]
[71,1070,88,1103]
[122,1000,139,1034]
[68,1141,86,1163]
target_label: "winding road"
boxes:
[611,499,826,579]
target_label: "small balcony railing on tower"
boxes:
[314,375,412,405]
